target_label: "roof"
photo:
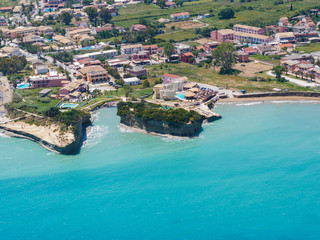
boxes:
[182,52,194,57]
[163,73,180,78]
[234,24,262,31]
[218,29,235,35]
[39,89,52,94]
[122,44,143,49]
[277,32,295,38]
[235,32,270,40]
[171,12,190,17]
[184,91,195,98]
[123,77,140,83]
[80,65,107,75]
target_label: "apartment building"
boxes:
[79,65,108,83]
[233,24,265,35]
[121,44,144,55]
[234,32,273,44]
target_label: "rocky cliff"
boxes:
[120,115,204,137]
[0,114,91,155]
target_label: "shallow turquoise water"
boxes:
[0,102,320,239]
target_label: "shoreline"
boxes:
[218,96,320,103]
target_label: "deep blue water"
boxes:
[0,102,320,239]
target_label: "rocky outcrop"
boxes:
[120,115,204,137]
[0,114,91,155]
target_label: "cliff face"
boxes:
[0,114,91,155]
[120,115,204,137]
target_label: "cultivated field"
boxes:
[113,0,319,28]
[165,21,206,30]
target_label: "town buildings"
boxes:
[79,65,109,83]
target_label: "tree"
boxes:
[272,65,286,81]
[212,42,236,74]
[60,12,72,25]
[157,0,166,9]
[99,7,112,23]
[164,42,174,57]
[82,0,92,5]
[218,8,234,19]
[85,7,98,24]
[143,79,150,88]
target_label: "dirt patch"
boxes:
[166,21,206,30]
[234,62,273,78]
[193,38,212,45]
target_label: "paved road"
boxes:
[266,71,320,88]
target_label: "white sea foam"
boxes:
[84,125,109,148]
[270,100,320,104]
[235,102,263,106]
[118,125,134,133]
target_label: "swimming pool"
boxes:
[176,92,185,100]
[44,8,55,12]
[80,46,92,50]
[17,83,31,89]
[61,103,78,109]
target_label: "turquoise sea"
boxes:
[0,102,320,239]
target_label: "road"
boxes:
[266,71,320,88]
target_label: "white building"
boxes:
[123,77,141,86]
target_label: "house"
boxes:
[278,43,294,52]
[35,65,49,74]
[13,5,23,15]
[174,43,191,54]
[281,60,300,73]
[0,46,21,57]
[181,52,194,63]
[130,24,147,32]
[65,27,92,39]
[211,29,234,42]
[79,65,108,83]
[243,47,259,55]
[38,89,52,97]
[121,44,144,55]
[29,71,68,88]
[143,45,159,55]
[127,66,147,77]
[23,34,45,44]
[170,12,190,20]
[165,2,175,8]
[204,42,219,52]
[233,24,265,35]
[162,73,181,83]
[59,80,85,101]
[0,7,12,12]
[275,32,296,44]
[132,52,150,65]
[236,51,249,63]
[0,16,7,26]
[256,44,273,55]
[123,77,141,86]
[53,35,74,46]
[279,17,290,27]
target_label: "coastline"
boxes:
[119,123,196,139]
[218,96,320,103]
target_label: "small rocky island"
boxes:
[117,101,221,137]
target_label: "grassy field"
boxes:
[295,43,320,53]
[155,30,198,42]
[13,88,61,113]
[112,0,319,28]
[146,63,311,93]
[0,0,18,8]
